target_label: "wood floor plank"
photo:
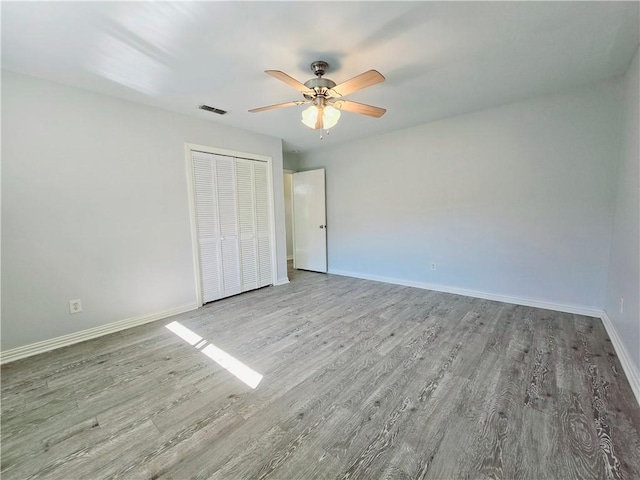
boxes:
[2,265,639,479]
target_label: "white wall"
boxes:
[605,46,640,377]
[1,70,287,351]
[299,80,622,311]
[283,173,294,259]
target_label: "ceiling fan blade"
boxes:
[333,100,386,118]
[249,100,307,113]
[265,70,311,93]
[328,70,385,97]
[315,104,324,130]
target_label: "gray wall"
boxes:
[299,79,621,310]
[605,46,640,375]
[283,152,300,171]
[2,70,287,350]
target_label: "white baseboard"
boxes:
[274,277,290,286]
[287,255,294,261]
[328,269,602,317]
[0,302,199,365]
[601,312,640,405]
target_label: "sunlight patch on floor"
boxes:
[165,321,263,389]
[166,321,202,345]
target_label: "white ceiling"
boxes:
[2,1,639,153]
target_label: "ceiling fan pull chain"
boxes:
[320,127,332,140]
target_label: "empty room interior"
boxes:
[2,2,640,479]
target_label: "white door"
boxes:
[235,158,273,291]
[192,152,223,302]
[192,152,241,301]
[192,150,274,305]
[253,161,273,287]
[293,169,327,272]
[214,156,242,298]
[236,159,259,292]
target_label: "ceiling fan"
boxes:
[249,61,386,130]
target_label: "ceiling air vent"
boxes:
[199,104,227,115]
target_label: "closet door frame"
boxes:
[185,143,277,306]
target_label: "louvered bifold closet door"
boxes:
[215,155,242,298]
[253,161,273,287]
[236,159,259,291]
[192,152,223,302]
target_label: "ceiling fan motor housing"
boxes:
[303,77,337,100]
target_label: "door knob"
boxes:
[319,225,326,229]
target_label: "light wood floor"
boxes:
[2,266,640,479]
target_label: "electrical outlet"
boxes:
[69,299,82,314]
[431,263,437,271]
[620,297,624,314]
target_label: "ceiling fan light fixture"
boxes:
[301,104,341,129]
[323,105,341,129]
[301,105,318,128]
